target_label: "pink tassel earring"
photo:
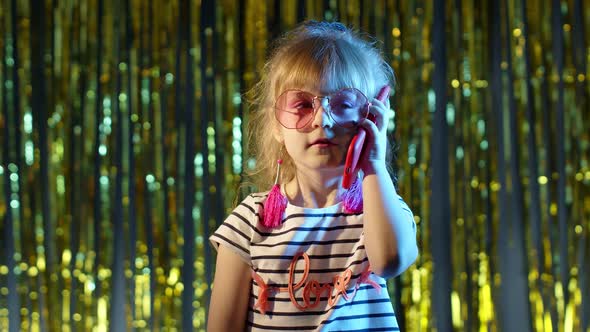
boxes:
[341,177,363,213]
[263,159,288,228]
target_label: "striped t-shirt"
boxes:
[210,192,415,331]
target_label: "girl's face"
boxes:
[274,85,360,173]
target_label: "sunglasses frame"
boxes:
[274,88,371,129]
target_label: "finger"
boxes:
[371,97,390,116]
[359,117,380,140]
[369,100,389,132]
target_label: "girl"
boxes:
[208,21,418,331]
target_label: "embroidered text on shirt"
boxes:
[252,252,381,315]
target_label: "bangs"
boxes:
[269,37,376,100]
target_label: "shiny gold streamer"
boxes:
[0,0,588,331]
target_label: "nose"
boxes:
[311,106,334,128]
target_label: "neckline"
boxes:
[280,184,343,213]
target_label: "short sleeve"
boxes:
[209,194,263,267]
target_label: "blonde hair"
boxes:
[245,21,396,192]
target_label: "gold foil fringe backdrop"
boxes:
[0,0,588,331]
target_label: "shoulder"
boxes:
[226,192,271,228]
[209,192,270,260]
[235,192,267,215]
[243,191,269,205]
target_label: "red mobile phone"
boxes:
[342,85,390,189]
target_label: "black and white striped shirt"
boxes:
[210,192,415,331]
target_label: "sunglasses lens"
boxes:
[328,89,369,127]
[274,89,369,129]
[275,90,315,129]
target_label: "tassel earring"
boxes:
[263,159,288,228]
[341,176,363,213]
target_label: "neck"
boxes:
[285,168,344,208]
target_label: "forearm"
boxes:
[362,163,418,278]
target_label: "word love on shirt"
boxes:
[251,252,381,315]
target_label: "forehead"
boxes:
[277,70,362,97]
[291,85,339,96]
[284,87,362,99]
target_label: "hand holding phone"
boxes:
[342,85,390,189]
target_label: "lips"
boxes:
[310,138,337,147]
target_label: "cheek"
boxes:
[339,130,356,147]
[336,125,357,137]
[337,144,350,163]
[282,132,302,154]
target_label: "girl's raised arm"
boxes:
[207,245,252,330]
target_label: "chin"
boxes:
[315,160,346,170]
[297,150,347,170]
